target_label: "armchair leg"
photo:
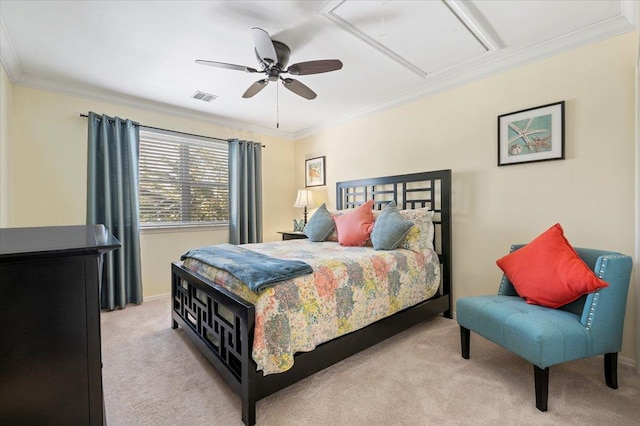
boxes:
[460,326,470,359]
[533,365,549,412]
[604,352,618,389]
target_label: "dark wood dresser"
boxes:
[0,224,120,425]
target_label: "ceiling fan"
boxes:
[196,27,343,100]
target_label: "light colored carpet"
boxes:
[101,296,640,425]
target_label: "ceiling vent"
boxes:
[192,91,217,102]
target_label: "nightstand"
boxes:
[278,231,308,241]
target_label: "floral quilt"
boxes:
[181,239,440,375]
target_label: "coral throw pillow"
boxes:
[334,200,374,246]
[496,223,608,308]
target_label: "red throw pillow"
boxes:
[496,223,608,308]
[334,200,375,246]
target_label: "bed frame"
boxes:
[171,169,452,425]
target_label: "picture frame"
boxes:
[305,156,326,187]
[498,101,565,166]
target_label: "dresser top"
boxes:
[0,224,120,261]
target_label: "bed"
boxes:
[171,169,452,425]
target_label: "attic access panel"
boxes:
[321,0,489,77]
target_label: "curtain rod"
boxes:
[78,113,265,147]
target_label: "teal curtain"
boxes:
[87,112,142,310]
[228,139,263,244]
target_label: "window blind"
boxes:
[139,129,229,228]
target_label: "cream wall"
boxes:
[3,78,296,297]
[1,31,637,363]
[295,33,638,363]
[0,63,13,227]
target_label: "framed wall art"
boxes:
[305,156,326,187]
[498,101,565,166]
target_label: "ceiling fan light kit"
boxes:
[196,27,343,101]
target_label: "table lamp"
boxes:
[293,189,315,225]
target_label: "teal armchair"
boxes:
[456,246,633,411]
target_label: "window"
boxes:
[138,129,228,228]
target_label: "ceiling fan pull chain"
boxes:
[276,82,280,129]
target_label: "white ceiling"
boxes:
[0,1,636,139]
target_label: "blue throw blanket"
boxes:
[181,243,313,293]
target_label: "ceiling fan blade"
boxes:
[242,79,269,98]
[251,27,277,64]
[281,78,317,100]
[195,59,258,73]
[286,59,343,76]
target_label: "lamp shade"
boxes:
[294,189,315,208]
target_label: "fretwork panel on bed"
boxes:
[336,170,452,302]
[174,278,244,378]
[338,181,441,211]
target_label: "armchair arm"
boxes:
[497,244,523,297]
[580,254,633,355]
[497,274,519,296]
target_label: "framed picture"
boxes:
[305,156,326,187]
[498,101,565,166]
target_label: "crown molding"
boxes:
[621,0,638,27]
[3,2,636,143]
[0,17,22,83]
[12,72,295,140]
[293,10,636,140]
[0,16,294,139]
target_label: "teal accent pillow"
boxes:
[370,201,414,250]
[303,204,335,242]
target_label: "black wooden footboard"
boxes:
[172,262,257,424]
[172,261,449,426]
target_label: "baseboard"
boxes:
[144,292,170,301]
[618,354,636,369]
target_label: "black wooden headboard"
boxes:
[335,169,452,305]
